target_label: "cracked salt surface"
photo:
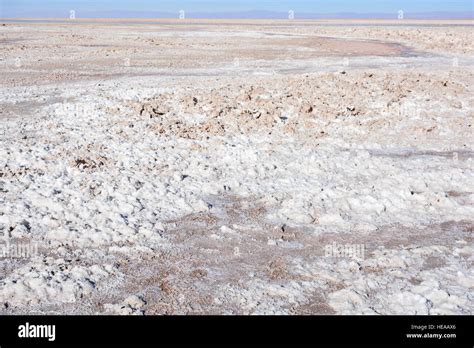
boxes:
[1,50,473,314]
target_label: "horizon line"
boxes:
[1,10,472,20]
[2,17,473,20]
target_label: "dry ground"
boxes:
[0,19,473,315]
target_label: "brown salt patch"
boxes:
[0,98,64,119]
[294,292,337,315]
[0,22,418,87]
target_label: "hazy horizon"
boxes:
[0,0,472,19]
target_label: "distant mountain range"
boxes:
[1,9,472,20]
[180,11,473,19]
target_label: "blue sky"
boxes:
[1,0,472,18]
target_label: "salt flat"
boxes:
[0,19,473,314]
